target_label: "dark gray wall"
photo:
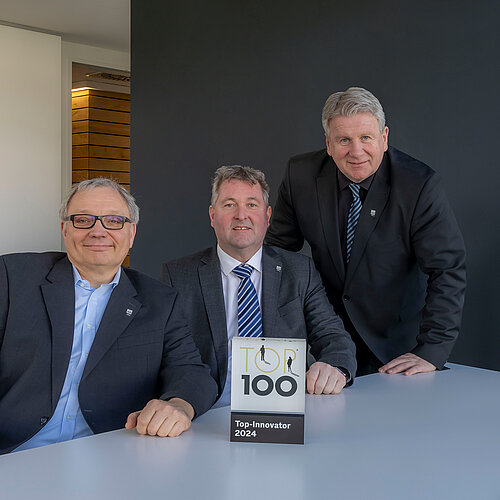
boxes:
[131,0,500,370]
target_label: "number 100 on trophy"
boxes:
[231,337,306,413]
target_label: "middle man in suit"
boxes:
[161,166,356,407]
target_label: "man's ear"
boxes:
[325,135,332,157]
[209,205,215,228]
[128,223,137,248]
[383,126,389,151]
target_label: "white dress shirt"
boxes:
[213,245,263,408]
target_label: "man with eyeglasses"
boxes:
[0,178,217,454]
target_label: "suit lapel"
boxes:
[316,165,345,281]
[41,257,76,411]
[261,246,282,337]
[82,270,141,381]
[199,248,228,388]
[345,158,391,285]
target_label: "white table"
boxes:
[1,363,499,499]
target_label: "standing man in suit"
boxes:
[266,87,466,376]
[162,166,356,407]
[0,178,217,454]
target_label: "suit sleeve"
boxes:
[410,174,466,368]
[302,258,357,382]
[266,161,305,251]
[157,290,218,416]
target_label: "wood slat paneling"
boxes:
[73,158,130,172]
[73,108,130,124]
[73,145,130,160]
[72,89,130,100]
[72,95,130,112]
[72,121,130,136]
[72,170,130,184]
[72,133,130,148]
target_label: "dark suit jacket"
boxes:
[161,245,356,399]
[266,147,466,370]
[0,252,217,454]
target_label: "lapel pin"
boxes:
[276,266,282,272]
[370,209,376,217]
[126,308,133,316]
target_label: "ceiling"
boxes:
[0,0,130,52]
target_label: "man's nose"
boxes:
[234,206,248,219]
[89,219,108,234]
[349,140,364,156]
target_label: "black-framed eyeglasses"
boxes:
[64,214,132,230]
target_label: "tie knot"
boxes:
[349,183,361,199]
[233,264,253,280]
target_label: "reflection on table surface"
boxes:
[1,363,499,500]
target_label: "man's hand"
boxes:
[306,361,347,395]
[379,353,436,376]
[125,398,195,437]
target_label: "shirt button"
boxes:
[343,294,351,301]
[67,415,71,420]
[87,324,91,329]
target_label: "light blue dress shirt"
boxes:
[14,266,121,452]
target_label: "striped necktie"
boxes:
[346,183,362,263]
[232,264,263,337]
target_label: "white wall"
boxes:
[0,25,62,254]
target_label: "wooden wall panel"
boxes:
[72,133,130,148]
[72,170,130,184]
[72,95,130,112]
[72,121,130,135]
[72,145,130,161]
[72,88,131,265]
[72,108,130,124]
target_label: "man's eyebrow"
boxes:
[69,209,124,214]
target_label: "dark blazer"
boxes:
[161,245,356,399]
[266,147,466,370]
[0,252,217,454]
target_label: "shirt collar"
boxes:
[217,245,263,276]
[72,265,122,290]
[337,168,376,191]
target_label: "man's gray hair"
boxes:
[59,178,140,223]
[211,165,270,206]
[321,87,386,136]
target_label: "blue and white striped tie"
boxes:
[346,183,362,263]
[233,264,263,337]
